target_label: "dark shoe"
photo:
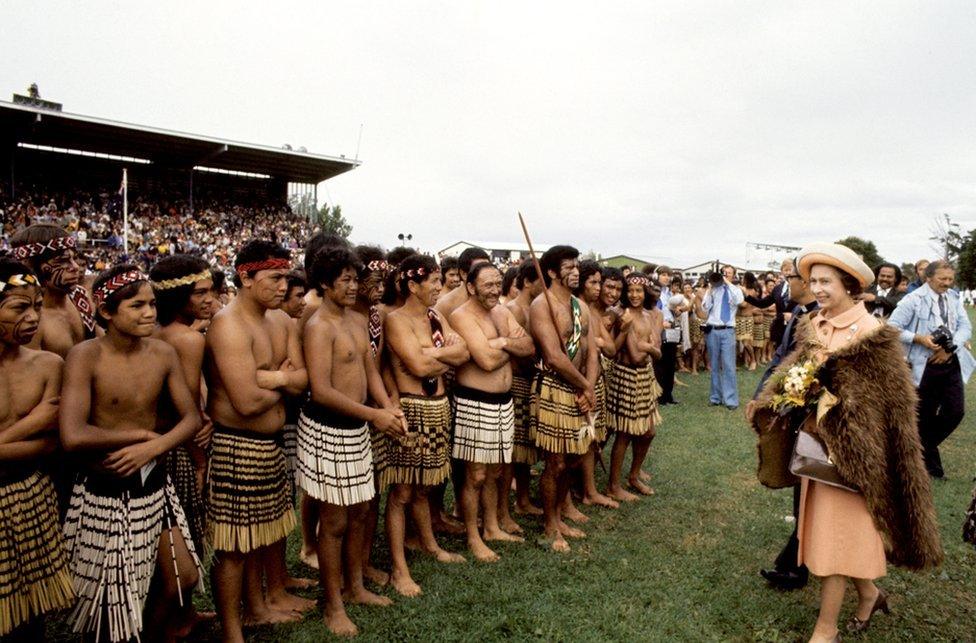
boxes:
[726,405,738,411]
[846,587,889,633]
[760,568,808,590]
[709,401,722,406]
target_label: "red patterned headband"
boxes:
[236,258,292,275]
[366,260,390,273]
[625,274,651,286]
[93,270,148,307]
[11,235,76,260]
[399,266,439,280]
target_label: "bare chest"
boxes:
[93,355,168,411]
[0,363,48,429]
[248,318,288,370]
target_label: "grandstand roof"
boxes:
[0,100,360,184]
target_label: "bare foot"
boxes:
[267,591,317,614]
[514,502,544,516]
[582,492,620,509]
[405,534,422,551]
[433,514,466,535]
[628,478,656,496]
[606,486,640,502]
[364,566,390,587]
[242,608,302,626]
[638,470,652,482]
[499,516,524,534]
[285,575,317,590]
[432,548,466,564]
[324,610,359,637]
[483,528,525,543]
[539,530,571,552]
[344,587,394,606]
[469,539,500,562]
[299,548,320,570]
[562,503,589,524]
[558,520,586,539]
[174,610,216,638]
[390,570,422,597]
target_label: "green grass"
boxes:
[179,367,975,642]
[47,362,976,642]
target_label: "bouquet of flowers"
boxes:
[768,360,824,414]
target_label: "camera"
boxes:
[931,326,957,353]
[706,270,723,286]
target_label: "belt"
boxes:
[708,324,734,330]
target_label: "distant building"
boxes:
[438,240,552,265]
[679,260,768,281]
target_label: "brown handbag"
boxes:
[789,427,858,493]
[753,408,800,489]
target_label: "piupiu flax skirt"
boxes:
[594,373,608,443]
[0,469,74,636]
[380,395,451,488]
[531,371,593,455]
[606,362,661,436]
[510,373,538,464]
[63,465,202,643]
[206,426,296,553]
[165,445,206,558]
[296,403,375,506]
[451,385,514,464]
[281,423,299,502]
[735,316,754,342]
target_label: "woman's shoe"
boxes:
[846,587,889,633]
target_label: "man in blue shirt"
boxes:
[702,267,744,409]
[889,259,974,478]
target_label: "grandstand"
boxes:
[0,97,360,271]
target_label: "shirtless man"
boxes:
[529,245,598,552]
[349,244,395,585]
[205,241,311,643]
[450,263,534,561]
[0,259,74,642]
[503,262,545,519]
[440,256,461,293]
[10,224,99,358]
[574,261,619,510]
[605,273,662,501]
[298,246,406,636]
[60,264,203,643]
[150,255,215,550]
[433,246,490,529]
[281,270,308,319]
[384,253,468,596]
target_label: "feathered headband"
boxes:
[0,273,40,292]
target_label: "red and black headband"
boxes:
[93,270,148,307]
[235,258,292,276]
[11,235,76,261]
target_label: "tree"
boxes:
[317,204,352,239]
[955,230,976,289]
[835,236,885,269]
[929,213,964,262]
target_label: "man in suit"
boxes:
[858,262,904,318]
[743,259,794,348]
[889,259,975,478]
[746,258,818,590]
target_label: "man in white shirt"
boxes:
[702,267,744,409]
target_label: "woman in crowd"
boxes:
[754,243,941,643]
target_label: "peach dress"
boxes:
[797,302,887,579]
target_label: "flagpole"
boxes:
[122,168,129,257]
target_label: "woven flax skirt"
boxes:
[451,385,514,464]
[296,402,375,506]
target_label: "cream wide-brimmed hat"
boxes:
[796,242,875,289]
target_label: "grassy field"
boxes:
[167,367,976,643]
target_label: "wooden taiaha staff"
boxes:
[517,212,601,461]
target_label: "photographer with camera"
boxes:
[702,265,744,409]
[889,259,975,478]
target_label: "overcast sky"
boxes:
[2,1,975,267]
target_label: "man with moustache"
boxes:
[450,263,534,561]
[857,262,903,318]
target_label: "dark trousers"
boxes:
[917,357,965,476]
[773,485,807,579]
[655,341,678,403]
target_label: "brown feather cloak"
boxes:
[753,316,942,570]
